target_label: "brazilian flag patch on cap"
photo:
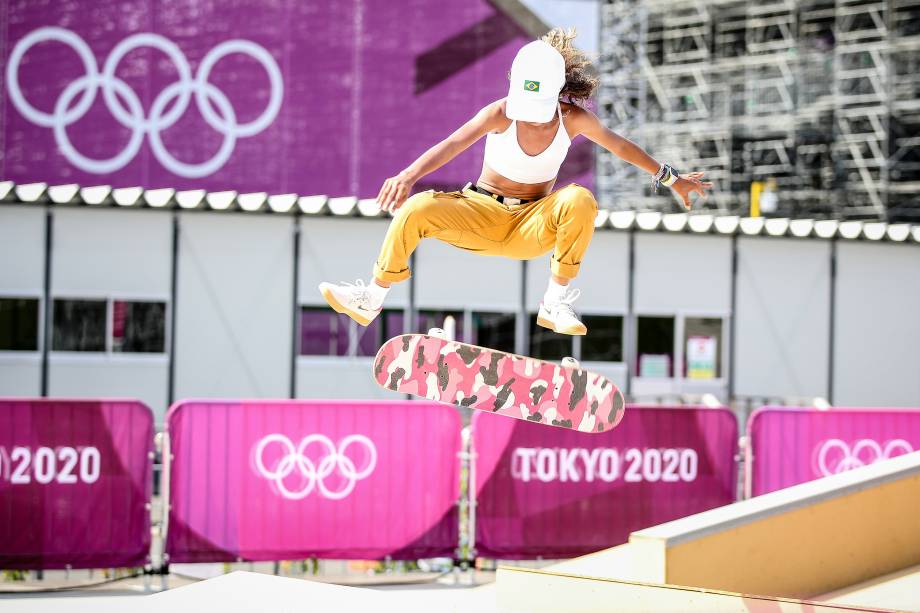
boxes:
[524,80,540,92]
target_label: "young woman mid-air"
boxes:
[321,28,711,336]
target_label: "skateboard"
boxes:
[373,332,625,433]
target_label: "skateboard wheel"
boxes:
[428,327,447,339]
[561,356,580,369]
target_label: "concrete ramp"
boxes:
[6,572,402,613]
[498,450,920,610]
[817,562,920,611]
[497,567,899,613]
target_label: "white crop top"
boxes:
[483,104,571,184]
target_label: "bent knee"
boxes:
[557,184,598,217]
[397,191,442,219]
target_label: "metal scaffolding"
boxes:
[597,0,649,207]
[598,0,920,221]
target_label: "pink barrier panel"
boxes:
[165,400,461,562]
[473,407,738,559]
[0,399,153,569]
[747,406,920,497]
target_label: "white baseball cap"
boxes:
[505,41,566,123]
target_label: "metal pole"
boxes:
[407,252,417,333]
[466,425,476,562]
[727,234,738,402]
[828,238,837,404]
[290,216,301,398]
[158,427,172,575]
[167,213,179,406]
[40,207,52,396]
[624,228,636,397]
[516,260,528,355]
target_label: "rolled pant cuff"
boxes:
[551,259,581,279]
[373,261,411,283]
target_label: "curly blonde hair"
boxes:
[541,27,598,104]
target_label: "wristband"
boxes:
[661,166,679,187]
[652,163,679,192]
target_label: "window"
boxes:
[300,307,350,356]
[52,299,106,352]
[684,317,723,379]
[417,310,464,340]
[0,297,39,351]
[529,315,572,361]
[581,315,623,362]
[300,307,404,357]
[471,312,516,353]
[112,300,166,353]
[356,309,404,357]
[637,316,674,377]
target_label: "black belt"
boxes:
[464,182,532,206]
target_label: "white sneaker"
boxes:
[537,288,588,336]
[318,279,382,326]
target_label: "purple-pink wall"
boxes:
[0,399,153,569]
[1,0,593,198]
[7,399,920,568]
[166,399,461,562]
[747,406,920,496]
[473,407,738,558]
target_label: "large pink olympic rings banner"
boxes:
[1,2,593,198]
[747,406,920,497]
[472,407,738,559]
[165,400,461,562]
[0,399,153,569]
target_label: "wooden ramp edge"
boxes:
[503,451,920,606]
[496,567,903,613]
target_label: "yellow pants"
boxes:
[373,183,598,283]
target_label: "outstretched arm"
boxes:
[377,101,506,212]
[570,107,712,209]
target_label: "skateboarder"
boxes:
[321,28,712,336]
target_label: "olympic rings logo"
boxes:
[5,27,283,178]
[253,434,377,501]
[815,438,913,477]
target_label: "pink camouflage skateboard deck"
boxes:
[373,334,625,433]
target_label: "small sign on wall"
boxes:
[687,335,717,379]
[639,354,671,378]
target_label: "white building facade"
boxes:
[2,183,919,424]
